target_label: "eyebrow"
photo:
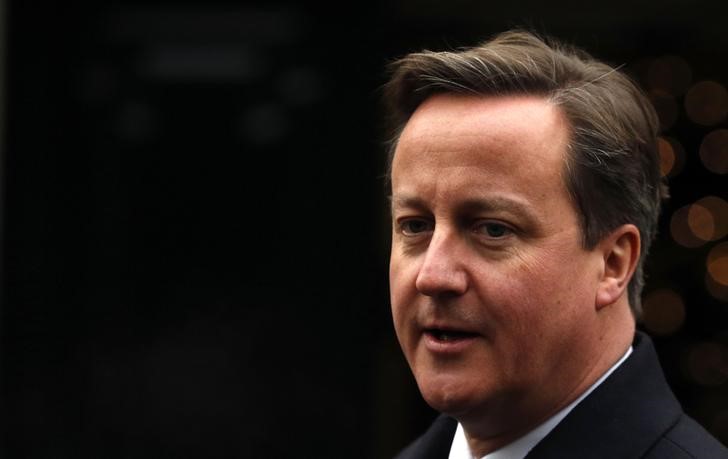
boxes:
[390,194,539,227]
[389,195,428,212]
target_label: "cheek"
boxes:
[389,255,418,337]
[475,250,592,330]
[524,264,599,339]
[389,252,419,303]
[512,241,597,289]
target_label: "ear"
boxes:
[595,224,641,310]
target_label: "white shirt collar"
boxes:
[448,346,633,459]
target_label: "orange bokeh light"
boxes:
[707,242,728,287]
[641,289,685,335]
[695,196,728,241]
[647,55,692,97]
[685,80,728,126]
[706,272,728,301]
[688,204,715,242]
[657,137,675,177]
[671,205,707,248]
[685,341,728,386]
[662,136,685,177]
[699,129,728,174]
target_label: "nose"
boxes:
[415,230,468,297]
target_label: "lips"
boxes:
[422,325,479,353]
[425,328,478,341]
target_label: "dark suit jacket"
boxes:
[394,332,728,458]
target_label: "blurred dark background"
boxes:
[1,1,727,458]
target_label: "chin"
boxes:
[418,375,484,416]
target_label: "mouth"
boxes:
[422,326,479,354]
[424,328,478,342]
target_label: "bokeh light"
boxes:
[641,289,686,335]
[658,137,674,176]
[671,205,708,248]
[708,242,728,287]
[685,341,728,386]
[688,203,716,242]
[706,272,728,301]
[650,91,679,130]
[694,197,728,241]
[647,55,693,97]
[657,136,685,177]
[685,80,728,126]
[699,129,728,174]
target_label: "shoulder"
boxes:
[525,332,728,458]
[393,415,457,459]
[643,414,728,459]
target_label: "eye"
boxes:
[399,218,434,236]
[474,221,512,238]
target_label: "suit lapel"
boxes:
[394,415,458,459]
[394,333,683,459]
[525,332,682,458]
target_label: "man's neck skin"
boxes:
[460,299,636,457]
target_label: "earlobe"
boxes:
[595,224,641,310]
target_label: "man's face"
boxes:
[389,94,607,430]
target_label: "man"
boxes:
[384,30,728,459]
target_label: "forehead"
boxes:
[392,94,570,184]
[390,94,572,217]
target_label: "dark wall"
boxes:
[1,1,727,458]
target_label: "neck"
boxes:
[461,301,635,457]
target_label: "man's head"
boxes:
[384,30,666,317]
[384,30,666,450]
